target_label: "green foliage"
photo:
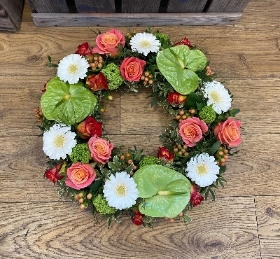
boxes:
[69,143,91,163]
[101,63,123,90]
[93,194,117,215]
[139,155,160,168]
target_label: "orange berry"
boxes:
[78,198,84,204]
[78,192,83,198]
[80,204,86,210]
[127,159,133,165]
[169,218,174,223]
[87,193,92,200]
[178,212,184,217]
[218,151,224,156]
[133,165,137,170]
[144,71,149,77]
[148,80,153,84]
[224,155,229,159]
[120,155,125,160]
[176,115,181,120]
[179,110,185,115]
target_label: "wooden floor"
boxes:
[1,0,280,258]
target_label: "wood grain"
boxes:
[1,0,280,257]
[0,197,260,259]
[255,196,280,259]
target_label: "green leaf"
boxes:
[133,165,191,218]
[156,45,207,95]
[229,108,240,117]
[209,140,221,155]
[184,92,203,109]
[40,77,97,125]
[88,178,103,193]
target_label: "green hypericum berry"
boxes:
[139,155,160,168]
[199,105,216,124]
[93,194,117,215]
[101,63,123,90]
[69,143,91,164]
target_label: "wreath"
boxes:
[35,28,242,227]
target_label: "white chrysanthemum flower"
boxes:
[204,81,232,114]
[57,54,89,84]
[43,124,77,160]
[103,171,138,210]
[130,32,161,56]
[186,153,220,187]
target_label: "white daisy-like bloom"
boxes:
[43,124,77,160]
[204,81,232,114]
[103,171,139,210]
[57,54,89,84]
[186,153,220,187]
[130,32,161,56]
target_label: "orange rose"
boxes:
[88,136,113,164]
[92,29,125,56]
[65,162,96,190]
[179,117,208,147]
[214,118,242,147]
[120,57,146,82]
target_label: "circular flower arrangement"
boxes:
[35,28,242,227]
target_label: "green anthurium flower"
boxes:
[40,77,97,125]
[156,45,207,95]
[133,164,191,218]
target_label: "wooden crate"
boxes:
[0,0,24,31]
[27,0,250,27]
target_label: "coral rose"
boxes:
[214,118,242,147]
[157,147,175,162]
[120,57,146,82]
[86,73,108,92]
[77,116,102,139]
[65,162,96,190]
[92,29,125,56]
[179,117,208,147]
[88,136,114,164]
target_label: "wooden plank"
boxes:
[0,0,24,31]
[207,0,250,13]
[0,197,260,258]
[255,196,280,258]
[74,0,115,13]
[26,0,69,13]
[167,0,208,13]
[122,0,161,13]
[31,12,242,27]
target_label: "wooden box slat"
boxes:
[167,0,208,13]
[31,12,242,27]
[207,0,251,13]
[26,0,69,13]
[74,0,115,13]
[0,0,24,31]
[28,0,250,26]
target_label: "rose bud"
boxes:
[86,73,108,92]
[157,147,175,162]
[132,211,144,226]
[190,184,204,207]
[77,116,102,139]
[174,37,193,48]
[167,92,187,106]
[75,42,92,56]
[45,164,64,184]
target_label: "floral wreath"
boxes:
[35,28,242,227]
